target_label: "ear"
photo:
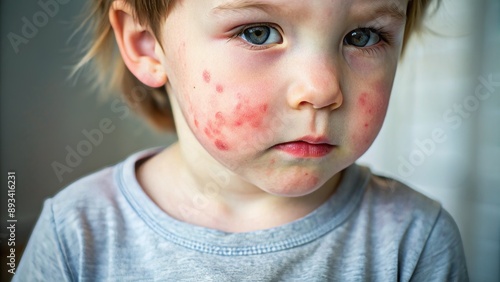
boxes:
[109,1,166,88]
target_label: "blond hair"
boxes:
[74,0,435,131]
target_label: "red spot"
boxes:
[205,121,220,136]
[359,93,375,115]
[204,127,212,138]
[215,140,229,151]
[364,123,368,128]
[203,70,211,83]
[194,119,199,128]
[215,112,225,125]
[359,93,367,106]
[260,104,268,113]
[216,84,224,93]
[270,159,275,164]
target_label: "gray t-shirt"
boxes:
[15,148,468,281]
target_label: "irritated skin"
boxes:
[134,0,408,232]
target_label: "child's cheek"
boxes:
[344,50,398,146]
[201,96,269,152]
[350,83,390,150]
[190,70,274,154]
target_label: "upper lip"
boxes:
[290,135,333,145]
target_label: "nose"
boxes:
[286,54,343,111]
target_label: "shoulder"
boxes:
[49,165,120,218]
[352,168,444,246]
[15,151,143,280]
[14,164,119,281]
[361,169,442,224]
[412,204,469,280]
[45,148,162,239]
[42,163,126,252]
[49,148,161,217]
[355,166,468,280]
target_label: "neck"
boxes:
[137,142,341,233]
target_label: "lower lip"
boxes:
[274,142,334,158]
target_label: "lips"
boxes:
[273,137,334,158]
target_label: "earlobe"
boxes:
[109,1,167,88]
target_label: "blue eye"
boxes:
[240,25,283,46]
[344,28,381,47]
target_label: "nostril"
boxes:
[330,101,342,110]
[299,101,309,107]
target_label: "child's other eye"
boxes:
[344,28,381,47]
[239,25,283,46]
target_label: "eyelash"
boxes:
[351,26,394,56]
[229,24,394,54]
[230,23,283,51]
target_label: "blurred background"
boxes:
[1,0,498,281]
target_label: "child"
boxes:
[15,0,469,280]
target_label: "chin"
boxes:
[258,174,324,198]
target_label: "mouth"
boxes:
[273,136,334,158]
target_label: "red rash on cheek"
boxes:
[358,93,376,130]
[351,90,388,146]
[358,93,374,115]
[204,120,228,151]
[359,94,367,106]
[199,90,269,151]
[215,112,225,125]
[198,70,231,151]
[215,139,229,151]
[202,112,230,151]
[203,70,211,83]
[232,95,268,128]
[204,127,213,138]
[205,120,221,137]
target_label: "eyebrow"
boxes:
[369,3,406,21]
[211,0,281,15]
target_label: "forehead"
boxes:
[208,0,408,18]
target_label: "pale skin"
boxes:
[109,0,408,232]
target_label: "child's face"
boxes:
[158,0,407,196]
